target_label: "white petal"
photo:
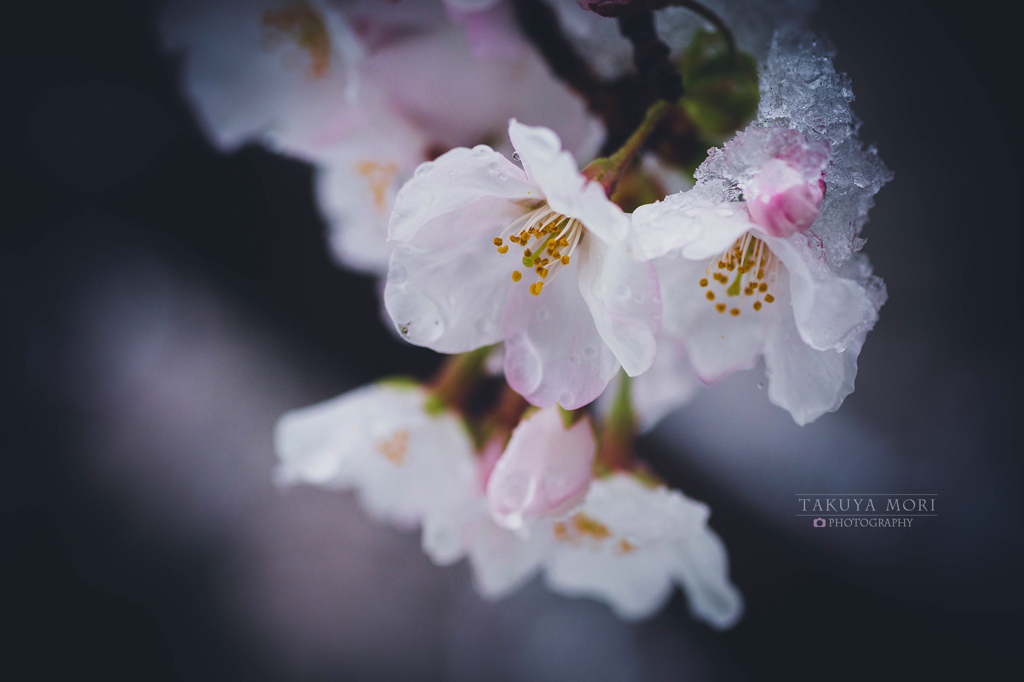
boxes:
[763,308,865,426]
[353,404,479,526]
[161,0,363,160]
[508,120,628,245]
[388,145,536,243]
[656,256,774,383]
[384,197,524,352]
[502,259,620,409]
[630,185,752,261]
[576,236,661,377]
[543,474,741,625]
[668,528,745,630]
[275,382,478,525]
[468,518,551,599]
[766,234,879,352]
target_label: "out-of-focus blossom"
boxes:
[275,380,477,525]
[486,406,597,529]
[543,472,743,626]
[547,0,814,80]
[444,0,526,58]
[630,33,890,426]
[162,0,602,274]
[384,120,660,409]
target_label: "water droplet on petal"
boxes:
[569,354,580,365]
[558,390,575,406]
[504,333,542,394]
[414,161,434,177]
[582,346,597,359]
[757,381,765,389]
[615,284,631,300]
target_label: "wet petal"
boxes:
[508,120,628,245]
[385,197,524,352]
[630,183,752,261]
[766,235,879,351]
[389,145,536,243]
[502,258,620,409]
[576,236,661,377]
[763,307,864,426]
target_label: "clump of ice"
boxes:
[695,31,893,271]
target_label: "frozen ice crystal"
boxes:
[695,31,893,271]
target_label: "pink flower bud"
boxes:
[744,158,825,238]
[486,407,597,530]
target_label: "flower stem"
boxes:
[583,99,671,196]
[426,346,493,413]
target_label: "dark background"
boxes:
[3,0,1021,680]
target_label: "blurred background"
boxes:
[3,0,1021,679]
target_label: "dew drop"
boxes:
[615,284,631,300]
[558,390,575,406]
[569,354,580,365]
[757,381,765,389]
[582,346,597,359]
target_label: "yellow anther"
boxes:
[561,256,570,265]
[510,235,521,244]
[699,278,708,287]
[512,270,522,282]
[753,301,762,311]
[764,294,775,303]
[530,282,544,296]
[716,303,727,313]
[493,237,503,246]
[759,283,768,292]
[730,308,740,316]
[497,245,509,254]
[706,291,715,301]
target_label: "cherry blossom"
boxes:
[543,472,743,627]
[630,33,890,425]
[274,380,477,526]
[384,120,661,410]
[162,0,602,274]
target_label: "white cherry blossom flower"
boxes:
[543,472,743,627]
[631,33,890,426]
[162,0,602,275]
[486,406,597,529]
[274,381,477,526]
[384,120,661,409]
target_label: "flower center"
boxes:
[492,204,585,296]
[261,1,332,79]
[699,232,779,316]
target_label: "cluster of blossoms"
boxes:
[165,0,889,625]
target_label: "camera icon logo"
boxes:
[813,518,826,528]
